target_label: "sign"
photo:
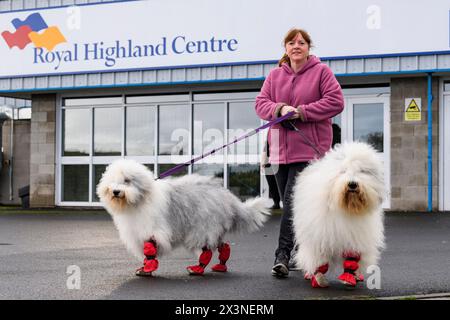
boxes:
[405,98,422,121]
[0,0,449,78]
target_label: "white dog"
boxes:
[292,142,385,288]
[97,159,270,276]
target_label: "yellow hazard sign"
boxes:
[405,98,421,121]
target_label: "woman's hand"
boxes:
[280,105,299,119]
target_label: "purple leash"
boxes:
[156,111,296,180]
[287,120,324,158]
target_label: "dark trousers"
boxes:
[274,162,309,259]
[265,173,281,206]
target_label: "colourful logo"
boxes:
[1,12,66,51]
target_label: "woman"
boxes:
[255,28,344,277]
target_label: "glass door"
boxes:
[342,96,391,209]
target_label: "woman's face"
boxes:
[285,32,310,64]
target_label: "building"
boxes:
[0,0,449,211]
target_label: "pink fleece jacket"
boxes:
[255,55,344,164]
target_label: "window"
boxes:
[193,103,224,155]
[92,164,107,202]
[62,109,90,156]
[63,96,122,106]
[353,103,384,152]
[62,165,89,202]
[158,104,189,156]
[228,164,260,200]
[192,164,224,179]
[228,101,260,156]
[126,106,155,156]
[158,163,188,177]
[444,82,450,92]
[59,92,261,205]
[94,107,122,156]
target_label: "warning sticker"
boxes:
[405,98,421,121]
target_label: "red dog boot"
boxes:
[187,247,213,275]
[338,251,360,287]
[212,243,231,272]
[355,270,364,282]
[143,258,159,273]
[136,239,159,277]
[311,264,329,288]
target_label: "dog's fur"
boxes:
[97,159,270,261]
[292,142,385,276]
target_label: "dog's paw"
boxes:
[211,264,227,272]
[338,272,357,287]
[304,273,313,281]
[311,272,329,288]
[135,267,153,277]
[355,270,364,282]
[187,265,205,275]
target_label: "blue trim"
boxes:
[0,60,277,80]
[321,50,450,61]
[0,77,266,94]
[335,68,450,77]
[427,73,434,212]
[0,0,141,14]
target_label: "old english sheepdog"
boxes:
[292,142,385,288]
[97,159,270,277]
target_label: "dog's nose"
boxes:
[348,181,358,190]
[113,190,120,197]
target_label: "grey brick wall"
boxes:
[390,77,439,211]
[30,94,56,207]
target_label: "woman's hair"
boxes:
[278,28,313,67]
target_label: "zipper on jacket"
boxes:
[289,76,296,107]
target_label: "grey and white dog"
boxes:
[97,159,270,276]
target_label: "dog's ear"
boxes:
[96,181,109,201]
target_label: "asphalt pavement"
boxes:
[0,210,449,300]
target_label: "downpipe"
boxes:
[427,73,433,212]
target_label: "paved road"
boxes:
[0,211,449,300]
